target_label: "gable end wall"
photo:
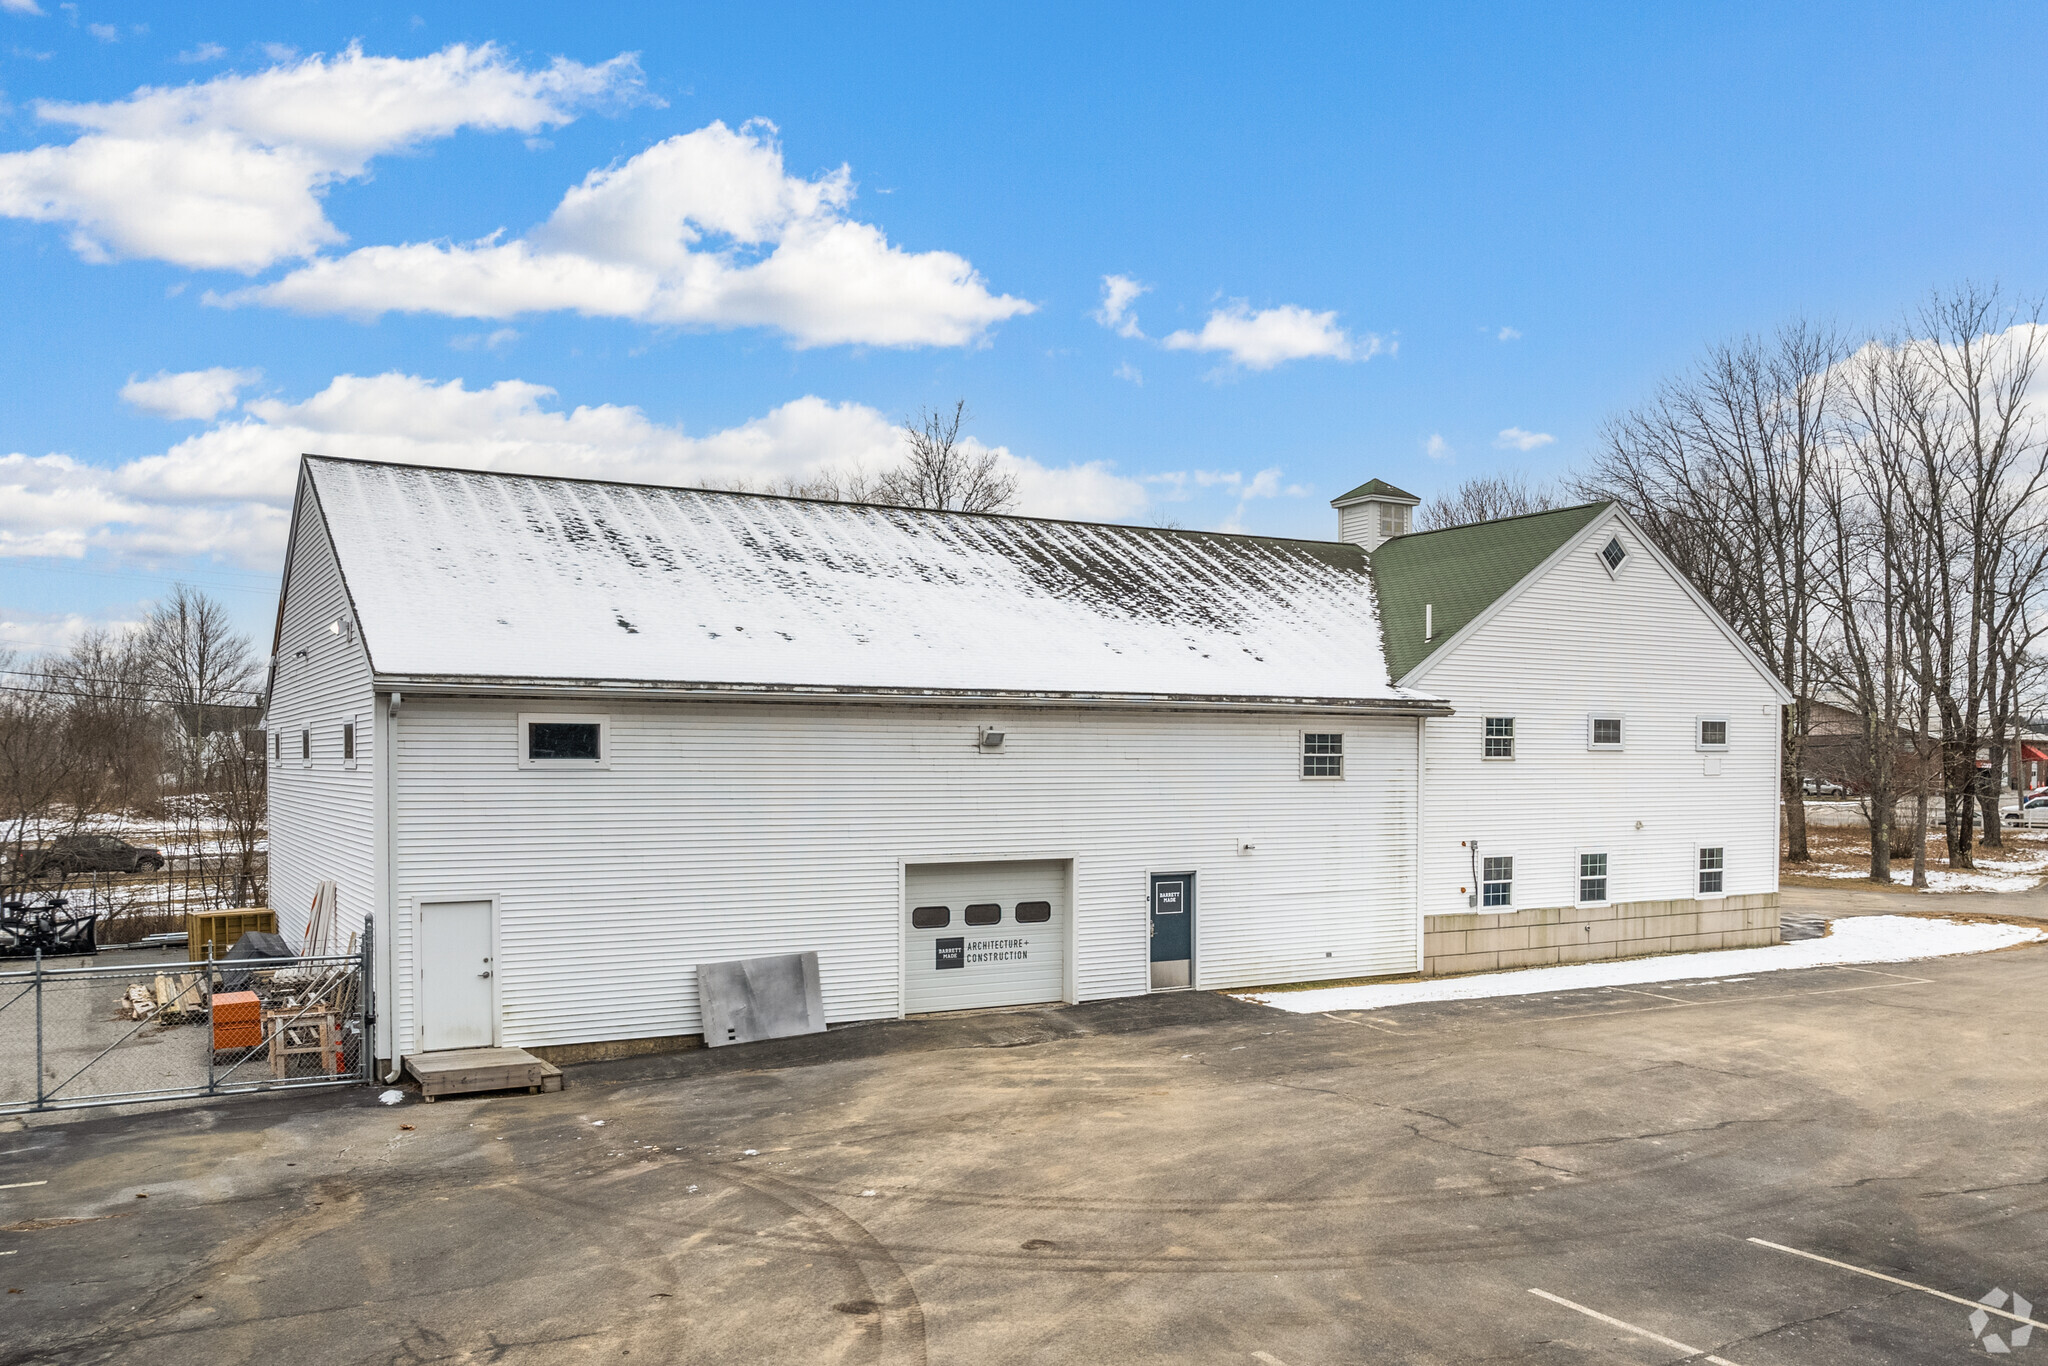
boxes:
[266,477,377,948]
[1415,518,1782,924]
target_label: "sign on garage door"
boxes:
[904,860,1067,1014]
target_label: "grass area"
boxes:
[1784,822,2048,893]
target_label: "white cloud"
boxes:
[219,120,1034,349]
[1494,427,1555,451]
[0,42,646,271]
[120,366,260,421]
[175,41,226,63]
[0,609,136,656]
[1162,301,1382,371]
[1143,466,1307,531]
[3,372,1146,567]
[1425,433,1452,460]
[448,327,519,351]
[1113,360,1142,385]
[1094,274,1148,338]
[85,20,112,40]
[2,0,46,16]
[1496,326,1521,342]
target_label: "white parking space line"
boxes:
[0,1180,46,1190]
[1749,1237,2048,1330]
[1321,1012,1400,1032]
[1529,1289,1746,1365]
[1545,974,1928,1023]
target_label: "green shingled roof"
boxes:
[1370,501,1611,680]
[1331,477,1419,505]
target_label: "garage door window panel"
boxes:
[911,906,951,929]
[964,903,1002,926]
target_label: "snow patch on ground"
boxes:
[1798,855,2048,894]
[1236,915,2046,1014]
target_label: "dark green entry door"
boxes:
[1149,873,1193,989]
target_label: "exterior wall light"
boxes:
[977,727,1006,752]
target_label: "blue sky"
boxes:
[4,3,2047,651]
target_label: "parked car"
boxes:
[0,894,98,957]
[3,834,165,878]
[2006,797,2048,828]
[1802,777,1849,798]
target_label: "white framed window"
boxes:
[1577,851,1609,905]
[343,718,358,770]
[299,728,311,767]
[1379,505,1409,538]
[1482,716,1515,760]
[1696,716,1729,751]
[1587,714,1624,750]
[1301,732,1344,779]
[1697,845,1725,897]
[1597,534,1630,577]
[1481,855,1514,908]
[519,713,610,769]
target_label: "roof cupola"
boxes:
[1331,478,1421,551]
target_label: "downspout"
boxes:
[1413,712,1427,974]
[381,690,404,1084]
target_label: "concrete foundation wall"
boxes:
[1423,893,1779,977]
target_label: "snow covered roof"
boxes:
[300,456,1442,712]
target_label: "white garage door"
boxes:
[904,860,1067,1014]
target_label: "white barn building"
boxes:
[266,458,1786,1068]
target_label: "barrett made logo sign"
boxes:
[935,937,964,970]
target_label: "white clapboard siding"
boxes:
[264,473,377,948]
[1411,515,1783,916]
[387,700,1420,1053]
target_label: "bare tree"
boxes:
[45,628,161,819]
[1877,287,2048,868]
[1415,474,1559,531]
[1579,321,1846,862]
[874,401,1018,514]
[1824,339,1930,879]
[0,649,79,877]
[140,584,257,789]
[716,400,1019,515]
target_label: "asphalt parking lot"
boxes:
[3,938,2047,1365]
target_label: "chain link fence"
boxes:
[0,934,371,1114]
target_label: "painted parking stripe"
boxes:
[1529,1289,1746,1365]
[1749,1237,2048,1331]
[0,1181,45,1190]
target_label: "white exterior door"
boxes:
[418,899,495,1051]
[905,860,1066,1014]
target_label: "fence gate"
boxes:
[0,935,371,1114]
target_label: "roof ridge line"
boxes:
[1376,499,1610,546]
[302,453,1361,554]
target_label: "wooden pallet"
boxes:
[404,1047,563,1101]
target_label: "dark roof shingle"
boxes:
[1369,502,1611,679]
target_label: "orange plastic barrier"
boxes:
[212,990,262,1050]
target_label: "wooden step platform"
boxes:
[404,1047,563,1101]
